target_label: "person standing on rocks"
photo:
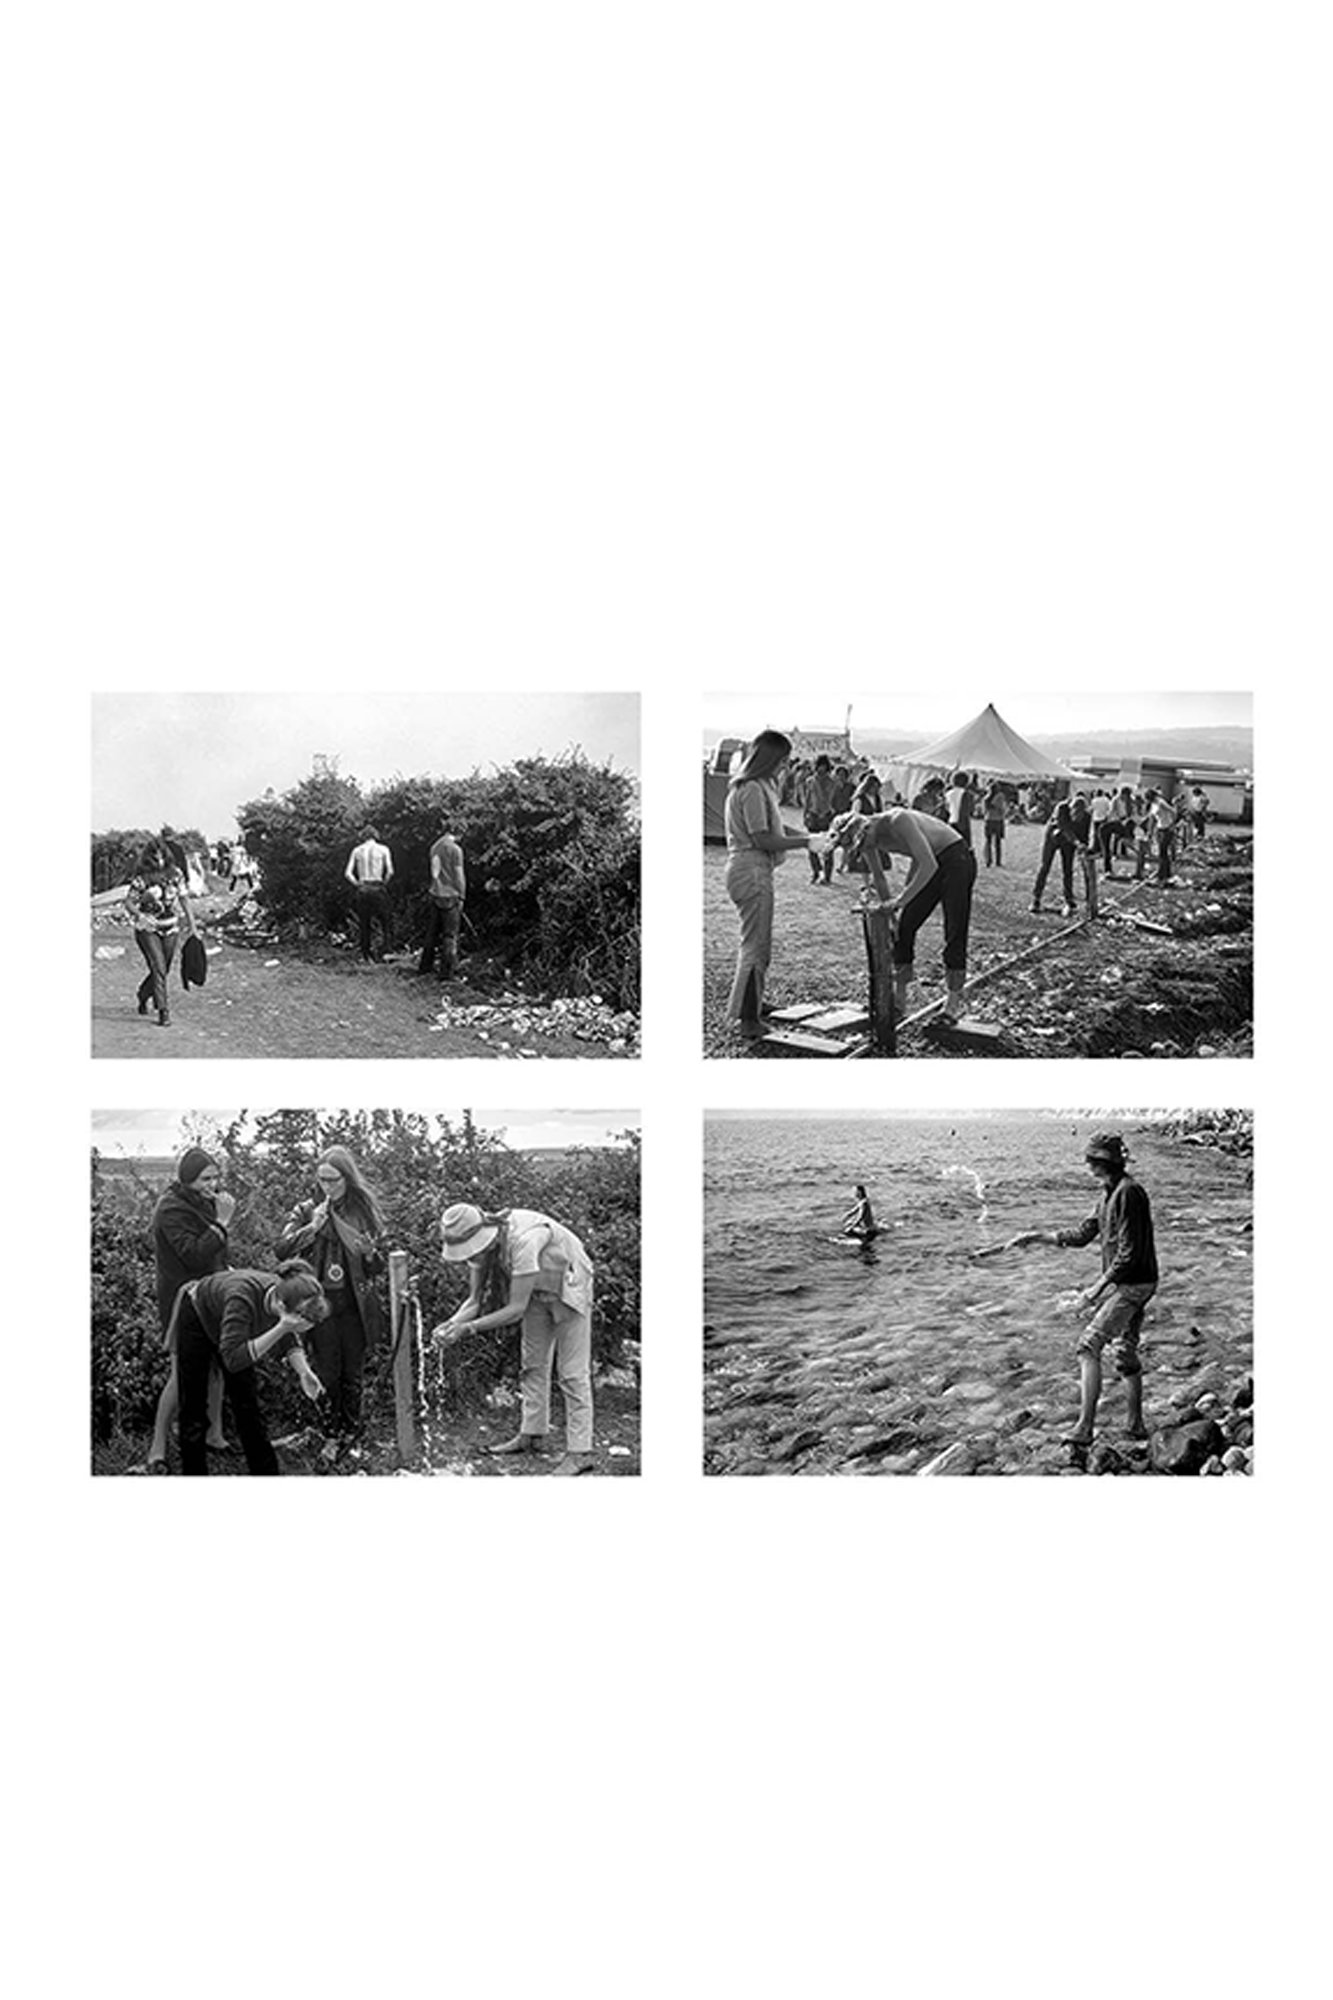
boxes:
[431,1202,598,1475]
[417,816,467,981]
[344,824,394,961]
[1006,1132,1158,1447]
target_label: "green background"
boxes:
[41,11,1296,2000]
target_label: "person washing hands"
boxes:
[431,1203,596,1476]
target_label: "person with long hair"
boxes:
[276,1146,385,1463]
[124,837,197,1028]
[432,1202,597,1476]
[169,1260,328,1475]
[146,1146,234,1471]
[723,729,811,1038]
[829,804,978,1020]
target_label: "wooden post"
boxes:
[387,1249,417,1463]
[859,904,897,1055]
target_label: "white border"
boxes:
[59,648,1280,1520]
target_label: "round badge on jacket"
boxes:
[327,1262,344,1285]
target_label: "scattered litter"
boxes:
[205,946,223,958]
[263,959,280,969]
[608,1444,633,1458]
[428,993,640,1053]
[94,945,126,960]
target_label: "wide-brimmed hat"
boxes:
[1084,1132,1127,1168]
[440,1202,500,1261]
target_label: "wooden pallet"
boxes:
[760,1003,873,1057]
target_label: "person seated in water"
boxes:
[1006,1132,1157,1446]
[841,1185,876,1238]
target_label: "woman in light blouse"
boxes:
[125,838,197,1028]
[723,730,810,1039]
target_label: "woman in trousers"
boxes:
[723,730,811,1039]
[146,1146,233,1470]
[125,840,197,1027]
[432,1203,597,1476]
[172,1262,327,1475]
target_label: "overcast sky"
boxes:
[702,690,1252,739]
[93,693,640,833]
[92,1109,640,1158]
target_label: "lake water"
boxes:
[704,1114,1253,1474]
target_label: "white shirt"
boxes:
[507,1209,594,1314]
[346,839,393,884]
[1090,795,1111,823]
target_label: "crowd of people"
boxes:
[119,816,469,1026]
[140,1143,598,1476]
[719,732,1215,1041]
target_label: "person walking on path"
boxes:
[146,1147,234,1471]
[172,1262,328,1475]
[830,806,977,1021]
[723,730,810,1039]
[417,818,467,981]
[125,839,198,1028]
[345,824,394,960]
[276,1147,385,1465]
[1004,1132,1157,1448]
[432,1203,598,1476]
[801,755,838,884]
[1031,801,1077,916]
[982,783,1007,868]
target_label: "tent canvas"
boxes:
[886,702,1082,802]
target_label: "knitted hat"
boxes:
[1084,1132,1127,1169]
[176,1146,216,1187]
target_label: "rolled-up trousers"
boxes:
[724,851,775,1024]
[519,1292,594,1453]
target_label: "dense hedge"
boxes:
[90,1112,640,1447]
[91,825,210,894]
[236,755,640,1009]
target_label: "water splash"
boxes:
[940,1162,991,1230]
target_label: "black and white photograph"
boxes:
[92,692,640,1059]
[92,1108,641,1477]
[704,1109,1253,1475]
[703,691,1252,1058]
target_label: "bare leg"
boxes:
[1125,1373,1148,1439]
[149,1361,179,1466]
[1066,1351,1101,1444]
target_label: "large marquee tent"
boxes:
[884,702,1082,802]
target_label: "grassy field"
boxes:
[91,889,631,1060]
[702,822,1253,1059]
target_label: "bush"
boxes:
[237,755,640,1007]
[90,1117,641,1447]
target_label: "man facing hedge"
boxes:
[418,817,467,981]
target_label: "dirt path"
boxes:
[92,894,630,1060]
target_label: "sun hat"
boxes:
[1084,1132,1127,1168]
[828,811,869,850]
[440,1202,500,1261]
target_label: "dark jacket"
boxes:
[276,1201,386,1345]
[187,1269,301,1373]
[1057,1175,1158,1287]
[152,1182,230,1333]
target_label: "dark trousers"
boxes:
[308,1307,366,1438]
[134,928,177,1016]
[983,823,1004,866]
[418,899,462,977]
[177,1307,279,1476]
[1157,828,1176,882]
[353,883,392,959]
[1096,820,1117,871]
[894,844,976,973]
[1032,835,1075,908]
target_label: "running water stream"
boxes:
[704,1114,1252,1474]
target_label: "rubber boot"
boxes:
[943,969,967,1021]
[488,1431,546,1457]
